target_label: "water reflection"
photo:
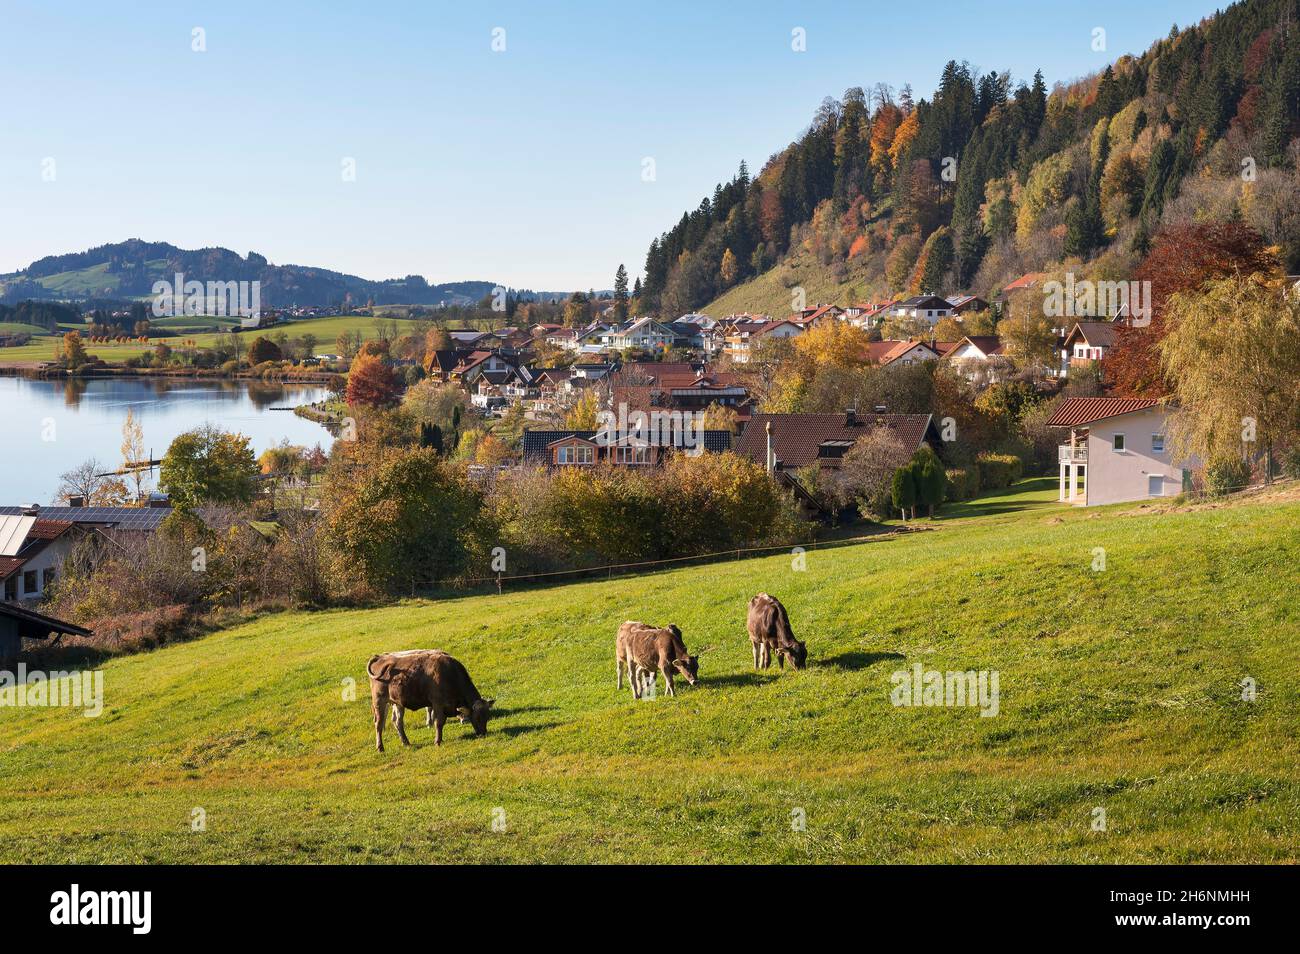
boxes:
[0,376,334,503]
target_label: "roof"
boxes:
[893,295,951,310]
[0,506,171,532]
[1002,272,1048,292]
[0,557,23,581]
[735,413,935,469]
[1046,397,1164,428]
[28,519,73,540]
[1064,321,1119,348]
[949,335,1004,359]
[522,429,733,461]
[865,340,938,365]
[0,600,92,639]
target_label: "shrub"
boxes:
[945,468,972,501]
[1281,447,1300,479]
[1203,457,1251,497]
[976,452,1023,490]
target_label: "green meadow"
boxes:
[0,313,418,364]
[1,481,1296,863]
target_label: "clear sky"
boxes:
[1,0,1223,291]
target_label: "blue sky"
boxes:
[1,1,1223,290]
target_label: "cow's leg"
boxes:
[425,706,435,728]
[663,665,675,697]
[630,661,642,698]
[778,649,786,670]
[762,643,772,669]
[394,707,411,747]
[434,712,446,746]
[617,653,623,690]
[751,640,760,669]
[373,694,388,752]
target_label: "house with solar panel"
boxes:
[0,504,173,603]
[1047,397,1189,505]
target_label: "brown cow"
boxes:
[367,649,494,751]
[747,593,807,670]
[615,621,699,698]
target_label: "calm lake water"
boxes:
[0,376,334,504]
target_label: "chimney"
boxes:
[873,404,887,414]
[845,408,857,427]
[21,503,39,516]
[765,420,774,473]
[68,495,85,509]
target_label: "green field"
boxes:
[0,313,419,364]
[1,481,1296,863]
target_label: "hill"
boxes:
[1,480,1296,863]
[0,239,500,308]
[643,0,1300,319]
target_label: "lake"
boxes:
[0,376,335,504]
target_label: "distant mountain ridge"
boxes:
[0,239,542,308]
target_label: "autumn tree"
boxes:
[830,426,909,516]
[248,336,282,364]
[1160,274,1300,480]
[61,331,88,369]
[159,425,260,509]
[346,352,402,408]
[323,446,483,595]
[55,458,128,507]
[1109,223,1278,396]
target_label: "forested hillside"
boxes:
[0,239,501,308]
[639,0,1300,317]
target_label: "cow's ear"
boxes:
[457,706,471,717]
[485,698,495,708]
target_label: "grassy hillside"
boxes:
[703,241,888,317]
[0,313,421,364]
[1,481,1296,863]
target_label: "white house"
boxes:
[1047,397,1188,506]
[609,317,676,352]
[885,295,953,326]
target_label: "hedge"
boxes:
[976,452,1023,490]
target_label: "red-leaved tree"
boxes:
[345,352,401,408]
[1108,223,1278,396]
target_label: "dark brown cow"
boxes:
[616,621,699,697]
[747,593,807,670]
[367,650,494,751]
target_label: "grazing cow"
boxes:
[367,649,494,751]
[747,593,807,670]
[616,621,699,698]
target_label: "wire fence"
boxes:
[438,524,935,596]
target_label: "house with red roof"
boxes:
[864,339,943,367]
[1046,397,1188,505]
[0,515,79,604]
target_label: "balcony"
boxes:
[1058,443,1087,463]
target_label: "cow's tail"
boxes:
[366,654,385,680]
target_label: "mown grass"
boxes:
[1,483,1296,863]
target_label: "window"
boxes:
[1151,434,1165,454]
[614,446,649,464]
[557,445,594,465]
[3,577,15,601]
[1112,433,1126,452]
[23,570,38,595]
[1148,475,1165,497]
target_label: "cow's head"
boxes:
[674,654,699,685]
[460,698,495,735]
[782,640,808,671]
